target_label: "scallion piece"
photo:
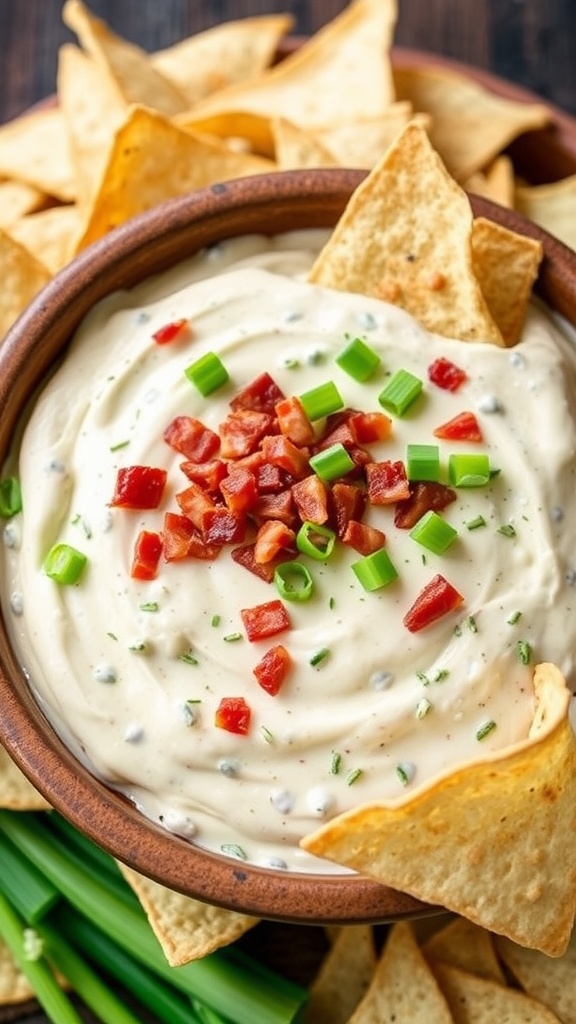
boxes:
[274,561,314,602]
[497,523,516,537]
[296,521,336,560]
[351,548,398,592]
[309,442,355,481]
[0,476,22,518]
[310,647,330,667]
[517,639,532,665]
[185,351,229,397]
[406,444,440,482]
[465,515,486,531]
[448,453,491,487]
[378,368,423,416]
[476,720,496,741]
[346,768,363,786]
[0,830,59,924]
[299,380,344,421]
[410,510,457,555]
[44,543,87,585]
[335,337,381,382]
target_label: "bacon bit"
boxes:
[230,372,285,414]
[175,482,215,529]
[253,644,292,696]
[152,318,190,345]
[394,481,457,530]
[342,520,386,556]
[219,466,258,513]
[219,409,276,459]
[110,466,167,510]
[180,458,228,494]
[433,410,484,443]
[163,512,220,561]
[131,530,163,580]
[366,460,410,505]
[375,279,401,302]
[164,416,220,462]
[254,520,296,564]
[315,418,355,451]
[261,434,310,478]
[231,543,288,582]
[427,357,468,392]
[422,270,446,291]
[291,475,329,525]
[348,411,393,445]
[403,574,464,633]
[202,507,246,545]
[215,696,251,735]
[240,599,291,642]
[275,395,315,446]
[255,462,285,494]
[253,490,296,527]
[330,482,366,538]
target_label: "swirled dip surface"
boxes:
[3,229,576,871]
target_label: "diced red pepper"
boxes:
[403,574,464,633]
[152,318,190,345]
[366,460,410,505]
[230,372,285,414]
[180,459,228,494]
[330,482,366,537]
[175,482,215,529]
[291,475,329,525]
[348,411,393,444]
[254,520,296,564]
[428,357,468,392]
[275,395,315,446]
[164,415,220,462]
[240,599,291,642]
[162,512,221,561]
[253,644,292,696]
[433,411,484,443]
[110,466,167,509]
[219,467,258,513]
[131,530,163,580]
[394,481,457,529]
[215,696,251,735]
[342,520,386,556]
[219,409,276,459]
[253,490,296,526]
[261,434,310,478]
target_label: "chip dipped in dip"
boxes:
[2,224,576,873]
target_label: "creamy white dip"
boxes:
[2,229,576,872]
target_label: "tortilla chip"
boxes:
[430,961,562,1024]
[309,122,503,344]
[0,180,50,228]
[8,206,80,275]
[305,925,377,1023]
[0,746,50,811]
[0,230,51,341]
[494,931,576,1024]
[189,0,397,130]
[175,109,276,159]
[117,863,258,965]
[464,155,515,208]
[316,106,430,170]
[0,108,76,203]
[75,105,275,252]
[422,918,506,984]
[347,922,453,1023]
[515,174,576,251]
[302,663,576,956]
[272,117,339,170]
[152,15,294,107]
[394,64,549,181]
[62,0,187,116]
[471,216,543,346]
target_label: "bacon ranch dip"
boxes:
[2,229,576,872]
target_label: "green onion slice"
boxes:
[476,720,496,741]
[0,477,22,518]
[44,544,87,585]
[410,510,457,555]
[351,547,398,592]
[335,336,381,382]
[184,351,229,397]
[296,521,336,561]
[448,453,491,487]
[309,442,355,481]
[299,380,343,421]
[274,561,314,602]
[406,444,440,482]
[378,368,423,416]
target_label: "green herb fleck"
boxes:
[110,440,130,452]
[180,652,198,666]
[211,614,221,627]
[433,669,449,683]
[396,764,411,786]
[283,357,300,370]
[220,844,248,861]
[107,632,118,641]
[465,515,486,531]
[223,632,242,642]
[129,642,146,653]
[517,639,532,665]
[328,596,336,610]
[497,523,516,538]
[467,615,478,634]
[310,647,330,668]
[416,671,430,686]
[507,610,522,625]
[476,720,496,741]
[260,726,274,744]
[346,768,363,786]
[330,751,342,775]
[139,601,159,613]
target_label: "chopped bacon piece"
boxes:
[253,644,292,696]
[164,415,220,462]
[232,544,287,582]
[202,507,246,545]
[261,434,310,478]
[275,395,315,446]
[253,490,295,526]
[254,520,296,564]
[348,411,393,445]
[366,460,409,505]
[342,520,386,556]
[131,530,163,580]
[152,318,190,345]
[219,467,258,513]
[428,357,468,392]
[403,574,464,633]
[394,481,457,529]
[230,372,285,414]
[110,466,167,510]
[219,409,276,459]
[330,482,366,537]
[255,462,285,494]
[215,696,251,734]
[180,459,228,494]
[433,410,483,443]
[163,512,220,561]
[241,599,291,641]
[175,482,215,529]
[316,419,355,451]
[291,475,329,525]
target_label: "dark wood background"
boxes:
[1,0,576,124]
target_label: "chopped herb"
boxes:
[128,642,146,652]
[346,768,363,786]
[186,698,202,704]
[395,764,411,786]
[416,671,430,686]
[139,601,158,612]
[433,669,449,683]
[283,357,300,369]
[260,726,274,744]
[220,844,248,861]
[310,647,330,668]
[476,720,496,741]
[107,632,118,641]
[453,623,463,637]
[180,652,198,666]
[328,596,336,610]
[465,515,486,531]
[467,615,478,634]
[517,639,532,665]
[330,751,342,775]
[415,697,432,719]
[223,632,242,642]
[110,440,130,452]
[507,610,522,625]
[211,614,221,627]
[497,523,516,537]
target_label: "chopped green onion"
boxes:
[185,351,229,397]
[299,380,343,421]
[296,521,336,561]
[378,368,423,416]
[415,697,432,719]
[351,547,398,592]
[44,544,87,585]
[507,610,522,625]
[223,632,242,642]
[260,726,274,744]
[467,615,478,633]
[330,751,342,775]
[328,596,336,609]
[0,476,22,518]
[448,453,491,487]
[274,560,314,602]
[476,720,496,741]
[211,614,221,627]
[395,764,412,786]
[309,442,355,481]
[310,647,330,668]
[109,440,130,452]
[517,639,532,665]
[139,601,158,612]
[406,444,440,482]
[180,652,198,665]
[0,830,59,924]
[335,336,381,381]
[465,515,487,531]
[434,669,449,682]
[416,671,430,685]
[410,510,457,555]
[346,768,363,786]
[497,523,516,537]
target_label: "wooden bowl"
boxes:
[0,169,575,923]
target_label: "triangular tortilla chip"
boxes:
[272,117,339,170]
[464,155,515,208]
[152,15,294,106]
[0,108,76,203]
[306,925,377,1023]
[188,0,397,130]
[75,105,275,251]
[0,181,49,229]
[316,106,430,169]
[0,230,51,341]
[8,205,80,275]
[430,961,562,1024]
[494,931,576,1024]
[302,664,576,956]
[515,174,576,251]
[471,216,543,346]
[117,863,258,965]
[0,746,50,811]
[175,109,276,159]
[309,122,503,344]
[62,0,187,115]
[422,918,505,984]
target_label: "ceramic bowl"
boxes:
[0,169,575,924]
